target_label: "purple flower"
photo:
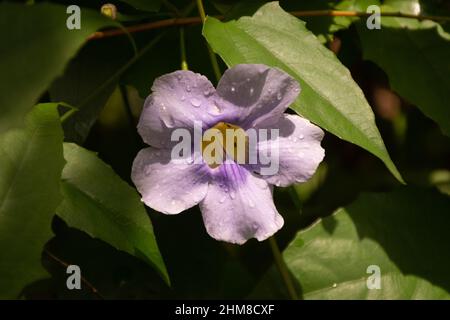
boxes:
[132,64,324,244]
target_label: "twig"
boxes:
[268,237,298,300]
[196,0,221,82]
[44,248,104,299]
[88,10,450,41]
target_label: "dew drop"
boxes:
[230,191,236,199]
[219,196,226,204]
[208,104,222,115]
[186,157,194,164]
[190,98,202,108]
[176,74,182,80]
[332,283,337,288]
[231,86,236,93]
[181,95,186,101]
[276,92,282,100]
[249,87,254,96]
[248,199,255,208]
[299,134,304,140]
[144,166,152,175]
[186,85,191,92]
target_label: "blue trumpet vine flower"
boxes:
[132,64,324,244]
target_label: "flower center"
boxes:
[201,122,249,168]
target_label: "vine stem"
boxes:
[89,10,450,40]
[44,249,104,299]
[195,0,221,82]
[268,236,298,300]
[179,27,189,70]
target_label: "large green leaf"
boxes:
[0,3,116,133]
[203,2,403,183]
[0,103,64,299]
[57,143,169,284]
[251,187,450,299]
[357,1,450,136]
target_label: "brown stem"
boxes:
[44,249,104,299]
[88,10,450,41]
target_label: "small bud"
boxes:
[101,3,117,20]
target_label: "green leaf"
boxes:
[57,143,169,285]
[252,187,450,299]
[0,3,116,133]
[357,5,450,136]
[203,2,403,183]
[0,103,64,299]
[118,0,161,12]
[282,0,380,43]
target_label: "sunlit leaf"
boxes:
[251,187,450,299]
[0,3,116,133]
[57,143,169,284]
[203,2,403,182]
[0,103,64,298]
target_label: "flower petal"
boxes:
[215,64,300,129]
[137,70,218,148]
[255,114,325,187]
[132,147,210,214]
[199,163,284,244]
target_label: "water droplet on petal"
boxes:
[248,199,255,208]
[231,86,235,93]
[291,136,298,142]
[176,74,182,80]
[185,157,194,164]
[249,87,254,96]
[181,95,186,101]
[186,85,191,92]
[219,196,226,204]
[332,283,337,288]
[276,92,282,100]
[190,98,202,108]
[230,191,236,199]
[299,134,304,140]
[207,104,222,115]
[144,166,152,175]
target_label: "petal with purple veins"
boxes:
[132,147,210,214]
[200,163,284,244]
[254,114,325,187]
[137,70,218,148]
[215,64,300,129]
